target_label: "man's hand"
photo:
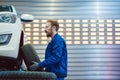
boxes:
[29,61,39,71]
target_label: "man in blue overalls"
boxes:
[30,20,68,80]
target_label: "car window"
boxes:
[0,5,12,12]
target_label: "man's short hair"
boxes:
[47,20,59,31]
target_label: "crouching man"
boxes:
[30,20,68,80]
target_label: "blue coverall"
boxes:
[39,33,68,80]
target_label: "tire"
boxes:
[21,44,43,71]
[0,71,57,80]
[0,56,16,70]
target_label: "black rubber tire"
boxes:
[0,71,56,80]
[0,56,16,70]
[21,44,43,71]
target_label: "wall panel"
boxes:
[1,0,120,80]
[1,0,120,19]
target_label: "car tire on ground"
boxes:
[0,71,57,80]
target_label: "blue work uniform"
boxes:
[39,33,68,79]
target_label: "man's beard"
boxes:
[45,31,52,38]
[46,32,52,37]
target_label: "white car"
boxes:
[0,5,34,70]
[0,5,57,80]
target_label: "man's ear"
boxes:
[52,26,56,31]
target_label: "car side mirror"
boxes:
[21,14,34,22]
